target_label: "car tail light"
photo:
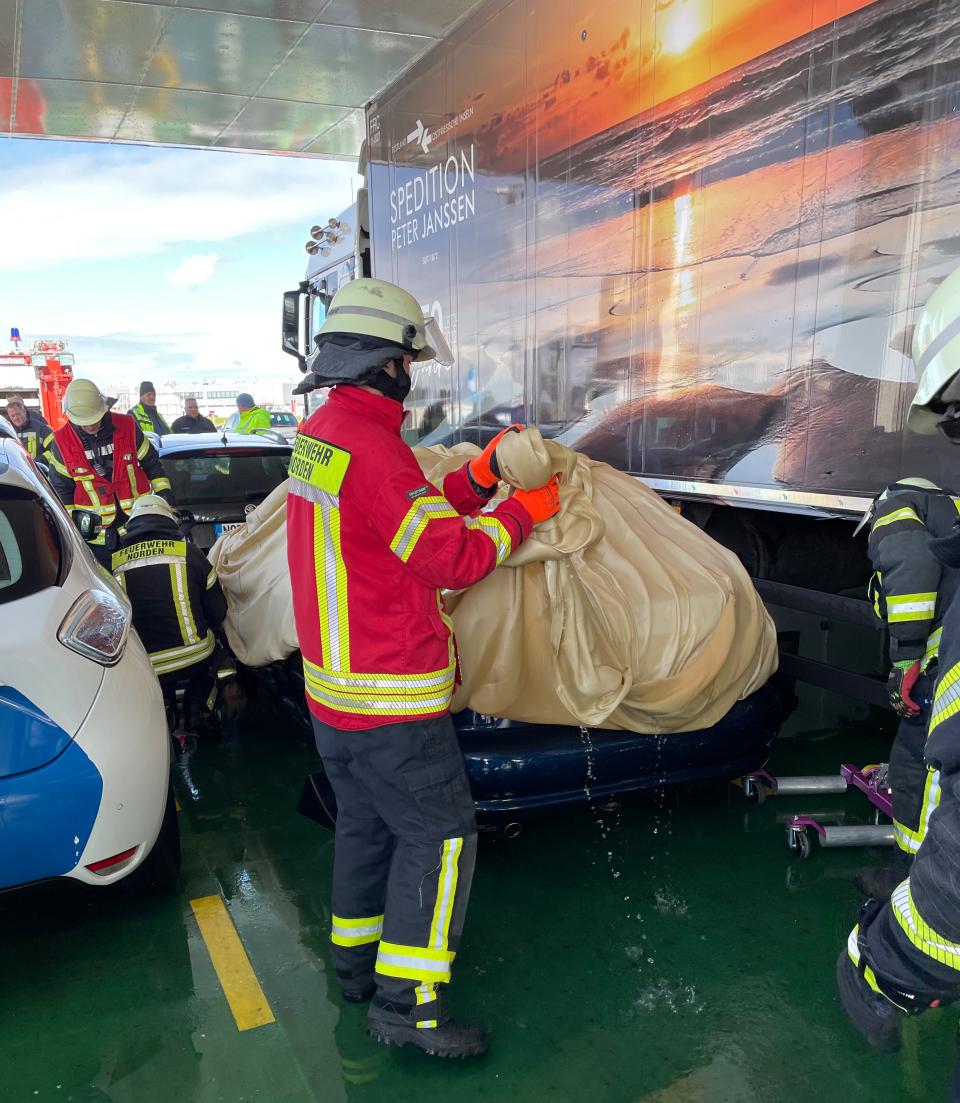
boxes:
[57,589,130,666]
[85,846,138,874]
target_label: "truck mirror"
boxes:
[281,283,308,370]
[72,508,103,541]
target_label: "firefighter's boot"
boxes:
[367,998,488,1058]
[853,848,913,901]
[835,949,904,1052]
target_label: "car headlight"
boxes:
[57,589,130,666]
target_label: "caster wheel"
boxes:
[745,778,767,806]
[788,827,812,860]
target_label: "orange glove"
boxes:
[468,425,524,489]
[512,475,561,525]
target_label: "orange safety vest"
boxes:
[53,414,152,542]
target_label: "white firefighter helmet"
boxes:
[908,266,960,434]
[315,278,454,366]
[127,494,179,523]
[63,378,109,426]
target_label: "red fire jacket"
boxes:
[53,414,152,542]
[287,386,533,731]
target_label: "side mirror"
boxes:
[281,282,308,370]
[72,508,103,541]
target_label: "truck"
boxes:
[0,338,75,429]
[283,0,960,708]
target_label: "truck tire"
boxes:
[129,783,181,894]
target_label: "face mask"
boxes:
[370,361,412,404]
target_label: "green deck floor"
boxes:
[3,688,956,1103]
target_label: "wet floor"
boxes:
[2,686,957,1103]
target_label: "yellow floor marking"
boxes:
[190,895,276,1032]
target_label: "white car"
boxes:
[0,427,177,892]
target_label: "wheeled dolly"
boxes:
[738,763,896,859]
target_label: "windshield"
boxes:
[0,487,62,605]
[270,412,297,427]
[163,450,291,505]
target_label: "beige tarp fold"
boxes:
[211,433,777,733]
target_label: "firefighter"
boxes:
[128,381,171,436]
[47,378,175,566]
[234,393,270,434]
[286,278,561,1059]
[838,266,960,1099]
[855,476,959,898]
[5,396,52,459]
[112,494,232,732]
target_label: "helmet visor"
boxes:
[423,316,455,367]
[937,412,960,445]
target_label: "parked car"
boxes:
[0,434,177,893]
[158,432,292,552]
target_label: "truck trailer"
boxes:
[283,0,960,706]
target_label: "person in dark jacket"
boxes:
[128,381,171,436]
[5,397,52,459]
[112,494,232,732]
[46,378,175,567]
[171,397,216,434]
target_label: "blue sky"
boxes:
[0,138,357,395]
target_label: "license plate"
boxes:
[215,521,244,538]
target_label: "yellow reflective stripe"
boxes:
[126,464,137,496]
[873,506,922,530]
[151,477,172,493]
[137,435,150,459]
[924,627,943,669]
[150,631,216,675]
[169,563,199,646]
[48,453,69,476]
[846,926,885,996]
[891,881,960,972]
[429,837,463,951]
[375,941,455,984]
[390,496,459,563]
[206,567,218,590]
[303,680,453,717]
[416,1020,439,1029]
[465,514,513,565]
[415,983,437,1005]
[893,819,923,854]
[302,657,455,690]
[930,661,960,734]
[312,497,350,673]
[887,592,936,623]
[331,914,383,947]
[919,767,941,841]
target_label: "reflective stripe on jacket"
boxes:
[286,386,533,731]
[868,482,960,667]
[53,414,153,543]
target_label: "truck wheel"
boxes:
[129,784,181,894]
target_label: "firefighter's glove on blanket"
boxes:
[887,659,922,718]
[467,425,523,490]
[211,427,777,733]
[511,475,561,526]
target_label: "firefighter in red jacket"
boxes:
[46,378,175,565]
[287,279,560,1059]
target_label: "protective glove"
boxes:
[468,425,524,489]
[887,659,922,718]
[511,474,561,526]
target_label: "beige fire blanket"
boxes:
[210,431,777,733]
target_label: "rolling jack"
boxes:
[738,764,896,859]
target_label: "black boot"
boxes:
[836,949,904,1052]
[341,982,376,1004]
[367,999,488,1058]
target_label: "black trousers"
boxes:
[889,676,935,855]
[312,713,477,1024]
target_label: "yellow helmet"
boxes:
[908,266,960,434]
[127,494,179,523]
[63,378,109,426]
[316,278,452,365]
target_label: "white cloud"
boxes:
[0,147,360,271]
[166,253,220,288]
